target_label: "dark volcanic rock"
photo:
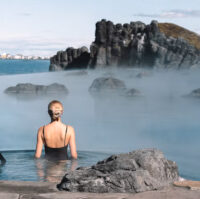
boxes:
[4,83,68,96]
[50,19,200,71]
[50,47,90,71]
[89,77,126,93]
[90,20,200,69]
[57,149,179,193]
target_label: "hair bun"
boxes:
[52,110,62,119]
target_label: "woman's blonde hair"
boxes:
[48,100,63,120]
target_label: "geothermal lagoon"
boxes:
[0,66,200,181]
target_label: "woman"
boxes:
[35,100,77,160]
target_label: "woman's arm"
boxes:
[69,127,77,159]
[35,127,44,158]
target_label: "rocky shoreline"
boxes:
[50,19,200,71]
[0,149,200,198]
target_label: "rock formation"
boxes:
[50,19,200,70]
[57,149,179,193]
[50,47,90,71]
[4,83,68,96]
[89,77,126,93]
[89,77,142,97]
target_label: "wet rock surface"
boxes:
[50,19,200,71]
[57,149,179,193]
[4,83,68,96]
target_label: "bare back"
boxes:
[43,122,70,148]
[35,120,77,159]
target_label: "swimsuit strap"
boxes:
[43,125,46,145]
[64,125,68,147]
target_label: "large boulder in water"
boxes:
[89,77,126,93]
[57,149,179,193]
[4,83,68,96]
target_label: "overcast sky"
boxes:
[1,0,200,56]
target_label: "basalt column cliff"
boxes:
[49,19,200,70]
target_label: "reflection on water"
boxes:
[0,150,111,182]
[35,159,77,182]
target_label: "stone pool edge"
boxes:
[0,180,200,199]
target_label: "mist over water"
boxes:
[0,67,200,180]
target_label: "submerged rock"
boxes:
[4,83,68,96]
[57,149,179,193]
[187,88,200,98]
[124,88,141,97]
[89,77,126,93]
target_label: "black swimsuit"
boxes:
[43,125,68,161]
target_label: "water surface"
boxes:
[0,59,49,75]
[0,150,111,182]
[0,67,200,181]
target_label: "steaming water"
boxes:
[0,65,200,181]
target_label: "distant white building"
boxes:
[0,52,50,60]
[14,54,23,59]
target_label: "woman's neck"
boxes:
[51,117,61,123]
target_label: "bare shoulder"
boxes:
[37,126,44,135]
[66,125,75,135]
